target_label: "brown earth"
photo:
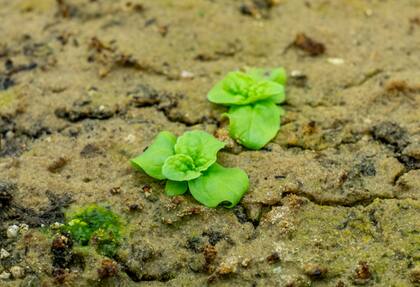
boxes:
[0,0,419,286]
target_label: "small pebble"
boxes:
[290,70,304,77]
[217,261,236,275]
[7,225,19,238]
[0,271,11,280]
[327,58,345,65]
[10,266,25,279]
[5,131,14,140]
[125,134,136,143]
[180,70,194,79]
[0,248,10,259]
[241,258,251,267]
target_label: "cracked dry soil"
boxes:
[0,0,419,286]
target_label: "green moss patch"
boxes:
[62,205,123,258]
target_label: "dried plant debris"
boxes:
[291,33,326,56]
[239,0,280,18]
[353,261,372,285]
[47,157,69,173]
[97,259,119,279]
[55,0,79,18]
[385,79,420,94]
[409,16,420,32]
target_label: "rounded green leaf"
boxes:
[162,154,202,181]
[207,72,253,105]
[188,163,249,208]
[223,71,254,95]
[130,131,176,180]
[165,180,188,196]
[208,71,283,105]
[247,81,285,104]
[225,100,281,150]
[175,130,225,172]
[247,68,286,103]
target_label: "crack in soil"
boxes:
[280,191,405,209]
[342,69,383,89]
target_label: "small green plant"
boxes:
[61,205,122,258]
[207,67,287,150]
[131,130,249,208]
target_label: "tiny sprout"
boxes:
[131,130,249,208]
[207,67,287,150]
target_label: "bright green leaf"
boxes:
[207,71,284,105]
[188,163,249,208]
[175,130,225,172]
[258,81,285,104]
[207,72,253,105]
[247,81,285,104]
[225,100,281,150]
[223,71,254,97]
[130,131,176,180]
[162,154,202,181]
[247,68,287,103]
[165,180,188,196]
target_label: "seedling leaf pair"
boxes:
[131,131,249,208]
[132,130,224,181]
[208,72,285,105]
[208,67,287,149]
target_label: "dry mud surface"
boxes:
[0,0,419,286]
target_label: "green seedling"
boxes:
[61,205,123,258]
[131,130,249,208]
[208,67,287,149]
